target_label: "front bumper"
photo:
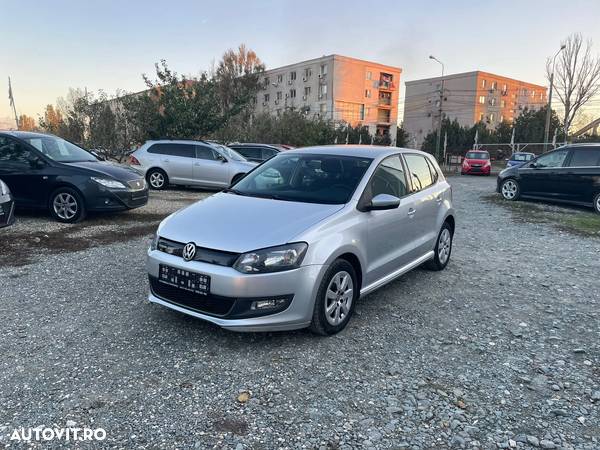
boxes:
[87,187,149,211]
[146,249,325,332]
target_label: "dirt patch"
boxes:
[482,193,600,237]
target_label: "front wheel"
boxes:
[309,259,358,336]
[49,188,85,223]
[594,193,600,214]
[425,222,453,271]
[500,178,520,201]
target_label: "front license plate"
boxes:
[158,264,210,295]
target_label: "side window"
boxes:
[567,148,600,167]
[195,145,217,160]
[404,154,434,192]
[147,143,195,158]
[369,155,408,198]
[262,148,278,160]
[534,150,568,168]
[425,157,440,184]
[238,147,262,160]
[0,137,35,166]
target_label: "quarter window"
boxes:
[567,148,600,167]
[404,154,434,192]
[533,150,568,168]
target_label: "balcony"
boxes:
[378,96,392,106]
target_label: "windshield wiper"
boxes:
[222,188,247,196]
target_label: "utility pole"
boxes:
[543,45,566,152]
[429,55,444,161]
[8,77,19,129]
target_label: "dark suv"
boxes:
[497,144,600,213]
[0,131,149,222]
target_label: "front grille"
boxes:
[149,277,235,316]
[127,179,146,191]
[157,238,239,266]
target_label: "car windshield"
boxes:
[230,153,373,204]
[23,135,97,163]
[511,153,533,161]
[466,152,489,160]
[214,144,247,162]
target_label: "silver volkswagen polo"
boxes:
[147,146,455,335]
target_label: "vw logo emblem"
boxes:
[182,242,196,261]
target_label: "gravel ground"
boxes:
[0,177,598,449]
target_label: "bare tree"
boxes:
[547,33,600,135]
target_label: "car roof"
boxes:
[0,130,54,139]
[228,142,282,149]
[284,145,428,159]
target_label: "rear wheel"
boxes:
[425,222,453,271]
[147,169,168,190]
[309,259,358,336]
[49,187,85,223]
[500,178,520,201]
[594,193,600,214]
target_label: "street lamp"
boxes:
[543,44,566,151]
[429,55,445,161]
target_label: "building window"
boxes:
[264,76,269,86]
[277,74,283,84]
[491,81,497,90]
[304,86,311,97]
[276,91,282,100]
[502,84,507,94]
[319,84,327,98]
[481,79,487,88]
[359,104,365,121]
[319,103,327,113]
[521,88,527,96]
[304,68,312,80]
[539,92,544,100]
[478,95,485,104]
[365,89,372,98]
[479,113,484,121]
[489,98,497,106]
[500,100,506,108]
[489,113,495,122]
[500,115,505,122]
[366,71,372,80]
[264,93,270,102]
[531,90,536,98]
[290,89,296,98]
[290,71,296,81]
[320,64,327,76]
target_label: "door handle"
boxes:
[194,162,202,166]
[407,208,416,217]
[436,195,443,203]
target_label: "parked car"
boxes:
[0,131,148,223]
[497,144,600,214]
[227,143,287,163]
[506,152,535,168]
[462,150,492,175]
[0,178,15,228]
[129,140,257,190]
[147,146,455,335]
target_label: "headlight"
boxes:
[233,242,308,274]
[0,180,9,196]
[91,177,127,189]
[150,232,159,251]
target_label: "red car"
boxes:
[462,150,492,175]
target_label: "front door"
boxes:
[0,137,49,208]
[193,145,231,187]
[364,155,417,286]
[518,149,569,198]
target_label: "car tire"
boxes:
[309,259,358,336]
[49,187,85,223]
[147,169,168,190]
[425,221,453,271]
[500,178,520,201]
[594,192,600,214]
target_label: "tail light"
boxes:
[129,155,141,165]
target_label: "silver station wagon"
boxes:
[147,146,455,335]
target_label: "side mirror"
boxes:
[216,154,227,163]
[29,158,46,170]
[367,193,401,211]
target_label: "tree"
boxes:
[39,105,64,134]
[18,115,37,131]
[548,33,600,136]
[396,126,410,147]
[513,106,563,143]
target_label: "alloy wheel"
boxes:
[324,271,354,326]
[438,228,452,265]
[149,172,165,189]
[53,193,78,220]
[501,180,518,200]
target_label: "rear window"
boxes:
[568,148,600,167]
[511,153,534,161]
[466,152,489,160]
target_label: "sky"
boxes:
[2,0,600,125]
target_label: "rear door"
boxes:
[0,136,50,207]
[147,143,195,184]
[193,145,231,187]
[518,149,569,198]
[363,155,416,285]
[563,147,600,204]
[402,153,441,256]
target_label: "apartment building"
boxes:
[403,71,547,147]
[255,55,402,140]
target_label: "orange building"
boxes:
[403,71,547,147]
[256,55,402,141]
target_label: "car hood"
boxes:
[65,161,143,181]
[232,161,259,171]
[158,192,344,253]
